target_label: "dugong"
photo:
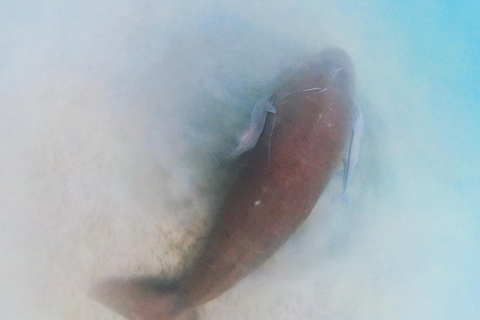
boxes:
[91,47,358,320]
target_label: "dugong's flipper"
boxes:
[227,94,276,159]
[333,105,363,204]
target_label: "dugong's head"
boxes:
[315,47,355,99]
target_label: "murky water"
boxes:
[1,1,479,319]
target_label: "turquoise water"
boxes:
[1,1,479,319]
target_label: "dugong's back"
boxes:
[179,48,355,305]
[91,48,356,320]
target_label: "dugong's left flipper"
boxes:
[333,105,364,203]
[227,94,276,159]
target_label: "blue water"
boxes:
[1,1,479,319]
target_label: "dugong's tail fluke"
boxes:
[90,278,198,320]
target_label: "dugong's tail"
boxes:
[90,278,198,320]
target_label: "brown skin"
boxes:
[91,48,356,320]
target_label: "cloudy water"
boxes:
[1,1,479,319]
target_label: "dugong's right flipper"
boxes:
[227,94,276,159]
[333,105,364,204]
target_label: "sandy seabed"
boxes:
[1,1,479,320]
